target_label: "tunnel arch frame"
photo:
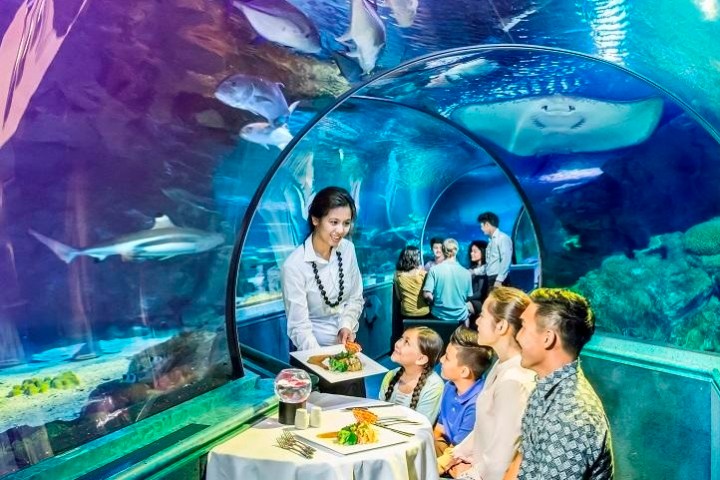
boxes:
[224,44,720,377]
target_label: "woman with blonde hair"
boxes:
[439,287,536,480]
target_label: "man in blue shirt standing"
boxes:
[423,239,473,323]
[477,212,513,291]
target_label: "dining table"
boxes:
[205,392,440,480]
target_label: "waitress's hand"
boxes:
[337,327,355,344]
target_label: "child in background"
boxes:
[380,326,445,423]
[434,326,493,456]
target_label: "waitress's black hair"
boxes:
[307,186,357,232]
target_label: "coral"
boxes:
[5,371,81,397]
[683,217,720,256]
[58,371,80,386]
[672,297,720,352]
[573,238,715,346]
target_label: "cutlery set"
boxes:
[275,431,316,459]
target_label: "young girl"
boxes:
[379,326,445,423]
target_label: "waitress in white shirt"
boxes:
[281,186,365,395]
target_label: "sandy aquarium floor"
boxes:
[0,335,172,431]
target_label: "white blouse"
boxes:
[281,236,364,351]
[452,354,536,480]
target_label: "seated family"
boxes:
[384,287,615,480]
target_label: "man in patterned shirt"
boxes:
[504,288,613,480]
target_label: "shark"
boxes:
[29,215,225,263]
[426,57,498,88]
[451,95,664,156]
[336,0,386,75]
[232,0,321,54]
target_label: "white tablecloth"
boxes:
[206,393,439,480]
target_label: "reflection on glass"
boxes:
[513,207,539,265]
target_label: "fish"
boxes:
[214,73,299,125]
[232,0,321,54]
[336,0,386,75]
[451,95,664,156]
[386,0,419,27]
[500,6,538,33]
[240,122,293,149]
[538,167,604,183]
[332,51,365,84]
[29,215,225,263]
[426,58,498,88]
[162,187,219,214]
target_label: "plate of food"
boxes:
[290,342,388,383]
[294,408,409,455]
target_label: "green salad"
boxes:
[328,351,353,372]
[336,422,378,445]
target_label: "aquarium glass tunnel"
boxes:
[0,0,718,478]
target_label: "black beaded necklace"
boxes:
[311,250,344,308]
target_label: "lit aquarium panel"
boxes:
[1,0,719,476]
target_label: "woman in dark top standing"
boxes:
[466,240,488,328]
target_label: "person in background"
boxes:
[434,326,493,456]
[466,240,489,326]
[380,326,445,423]
[394,246,431,318]
[423,239,473,324]
[281,186,365,395]
[424,236,446,270]
[440,287,536,480]
[477,212,513,291]
[503,289,614,480]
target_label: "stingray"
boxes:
[451,95,664,156]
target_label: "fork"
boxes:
[372,423,415,437]
[375,419,422,427]
[280,431,316,457]
[275,436,313,459]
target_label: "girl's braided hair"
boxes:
[384,327,444,409]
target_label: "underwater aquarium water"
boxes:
[0,0,719,476]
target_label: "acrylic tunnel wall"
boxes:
[1,0,720,478]
[230,46,720,479]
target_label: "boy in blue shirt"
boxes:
[434,326,493,455]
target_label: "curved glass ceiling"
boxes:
[234,44,720,355]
